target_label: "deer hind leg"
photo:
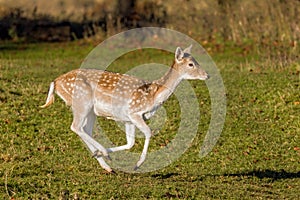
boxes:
[129,114,152,170]
[84,110,113,159]
[71,101,112,172]
[107,123,135,153]
[83,110,96,136]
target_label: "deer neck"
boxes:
[152,62,183,104]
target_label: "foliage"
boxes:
[0,1,299,45]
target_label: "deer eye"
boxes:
[188,63,194,67]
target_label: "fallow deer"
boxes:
[41,45,209,172]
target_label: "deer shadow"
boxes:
[150,169,300,182]
[224,169,300,181]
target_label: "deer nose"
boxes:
[205,73,210,80]
[200,71,209,80]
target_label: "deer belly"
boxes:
[93,98,130,122]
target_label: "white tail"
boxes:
[40,82,55,108]
[41,45,209,172]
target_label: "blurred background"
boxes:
[0,0,299,64]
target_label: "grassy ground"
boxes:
[0,42,299,199]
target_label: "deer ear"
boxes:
[183,44,192,54]
[175,47,184,62]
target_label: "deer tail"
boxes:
[40,82,55,108]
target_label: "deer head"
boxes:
[174,45,209,80]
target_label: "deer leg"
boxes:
[107,123,135,153]
[129,114,152,170]
[83,110,96,136]
[84,111,112,160]
[71,110,112,172]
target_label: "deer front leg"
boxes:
[129,114,152,170]
[107,123,135,153]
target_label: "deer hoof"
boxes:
[92,150,103,158]
[105,154,112,161]
[104,168,115,174]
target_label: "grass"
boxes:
[0,41,299,199]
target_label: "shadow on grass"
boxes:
[224,169,300,181]
[150,169,300,182]
[151,172,180,179]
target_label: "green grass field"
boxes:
[0,42,299,199]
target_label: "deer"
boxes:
[41,45,209,172]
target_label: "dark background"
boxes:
[0,0,299,65]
